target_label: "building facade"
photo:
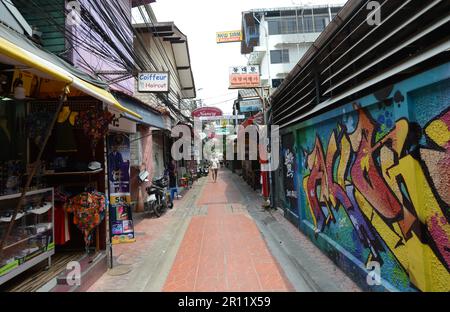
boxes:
[132,17,196,210]
[270,0,450,292]
[241,5,343,93]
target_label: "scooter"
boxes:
[153,175,173,209]
[144,176,173,217]
[197,166,209,177]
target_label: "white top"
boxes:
[211,158,220,169]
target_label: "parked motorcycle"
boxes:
[144,176,173,217]
[197,165,209,177]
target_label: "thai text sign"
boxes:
[216,30,242,43]
[138,72,169,92]
[229,66,260,89]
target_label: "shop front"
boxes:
[0,24,141,291]
[112,92,166,213]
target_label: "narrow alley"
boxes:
[0,0,448,298]
[88,168,360,292]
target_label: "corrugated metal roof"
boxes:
[271,0,450,129]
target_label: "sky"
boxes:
[148,0,346,114]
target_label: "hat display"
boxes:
[88,161,101,171]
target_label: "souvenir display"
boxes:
[64,191,106,250]
[75,109,114,157]
[0,189,54,284]
[25,112,53,146]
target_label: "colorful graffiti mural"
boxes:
[281,133,299,224]
[300,101,449,292]
[284,68,450,292]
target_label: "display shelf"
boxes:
[0,203,52,223]
[3,234,39,250]
[0,249,54,285]
[0,188,54,285]
[0,188,54,201]
[42,169,103,176]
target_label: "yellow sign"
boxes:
[216,30,242,43]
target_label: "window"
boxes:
[268,20,281,35]
[268,17,298,35]
[270,49,290,64]
[296,16,304,33]
[314,16,328,32]
[272,79,284,88]
[303,16,314,33]
[281,18,297,34]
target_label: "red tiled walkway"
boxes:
[163,171,293,292]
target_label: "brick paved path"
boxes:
[163,172,293,291]
[88,168,359,292]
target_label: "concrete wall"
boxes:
[278,63,450,292]
[130,126,153,212]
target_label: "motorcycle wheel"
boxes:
[161,198,168,211]
[153,202,162,217]
[168,197,174,209]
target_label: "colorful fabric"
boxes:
[64,191,106,246]
[75,109,114,156]
[55,202,70,246]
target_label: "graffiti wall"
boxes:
[281,133,299,226]
[282,63,450,292]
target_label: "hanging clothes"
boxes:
[54,202,70,245]
[54,190,70,245]
[64,191,106,247]
[55,106,78,153]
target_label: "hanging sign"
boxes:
[216,30,242,43]
[229,66,260,89]
[239,98,262,112]
[138,72,169,93]
[198,114,245,121]
[107,133,136,244]
[192,107,223,118]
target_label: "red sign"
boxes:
[192,107,223,118]
[229,66,260,89]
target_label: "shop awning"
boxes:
[113,92,166,129]
[0,23,142,119]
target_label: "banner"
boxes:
[216,30,242,43]
[229,66,260,89]
[108,133,136,244]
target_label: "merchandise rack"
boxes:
[0,188,54,285]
